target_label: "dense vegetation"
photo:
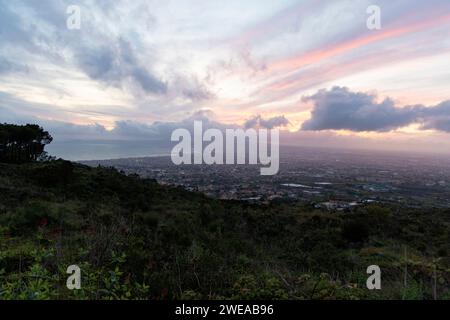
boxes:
[0,160,449,300]
[0,123,53,163]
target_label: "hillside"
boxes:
[0,160,449,299]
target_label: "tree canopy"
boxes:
[0,123,53,163]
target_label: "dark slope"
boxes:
[0,160,449,299]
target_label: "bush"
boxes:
[342,220,370,243]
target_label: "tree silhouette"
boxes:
[0,123,53,163]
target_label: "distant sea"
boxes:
[47,140,171,161]
[47,139,450,164]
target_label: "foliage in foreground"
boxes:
[0,161,449,300]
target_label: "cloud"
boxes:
[244,115,289,129]
[75,47,116,82]
[301,87,425,132]
[74,39,167,94]
[0,57,28,74]
[5,92,450,160]
[301,87,450,133]
[130,67,167,94]
[1,0,450,134]
[0,95,225,142]
[0,0,207,99]
[420,101,450,132]
[0,1,33,46]
[180,77,214,101]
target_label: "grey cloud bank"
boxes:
[3,85,450,160]
[302,87,450,133]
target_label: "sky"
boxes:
[1,0,450,159]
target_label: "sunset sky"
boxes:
[1,0,450,157]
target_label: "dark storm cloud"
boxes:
[259,115,289,129]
